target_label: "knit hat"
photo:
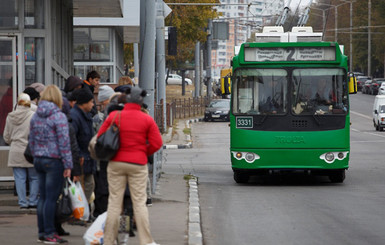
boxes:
[114,84,132,93]
[76,88,94,105]
[28,83,45,93]
[18,93,31,103]
[125,86,147,106]
[23,87,40,101]
[98,85,114,103]
[64,76,83,93]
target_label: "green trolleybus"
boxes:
[230,27,357,184]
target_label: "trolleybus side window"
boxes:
[233,69,288,115]
[291,68,348,115]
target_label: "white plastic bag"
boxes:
[68,177,90,221]
[83,211,107,245]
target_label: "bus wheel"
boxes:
[329,170,345,183]
[234,171,249,183]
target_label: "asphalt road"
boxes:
[163,92,385,245]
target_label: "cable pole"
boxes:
[368,0,372,77]
[349,0,353,72]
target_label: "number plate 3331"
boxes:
[236,117,253,128]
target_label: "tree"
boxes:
[164,0,220,69]
[307,0,385,76]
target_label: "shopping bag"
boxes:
[55,179,73,223]
[88,134,98,160]
[68,177,90,221]
[95,112,121,161]
[83,211,107,245]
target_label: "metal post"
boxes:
[156,1,167,130]
[206,19,212,99]
[139,0,156,118]
[181,70,186,96]
[134,43,139,82]
[156,1,166,131]
[322,10,326,41]
[368,0,372,77]
[200,49,204,96]
[349,1,353,72]
[234,19,238,46]
[335,7,338,42]
[194,42,200,98]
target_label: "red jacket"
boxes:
[97,103,163,165]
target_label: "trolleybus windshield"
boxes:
[232,69,288,115]
[292,68,348,115]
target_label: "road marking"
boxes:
[350,110,372,120]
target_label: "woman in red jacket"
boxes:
[98,87,162,245]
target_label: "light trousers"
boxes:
[103,161,154,245]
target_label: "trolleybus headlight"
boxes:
[337,152,344,159]
[245,153,255,162]
[235,152,242,159]
[325,152,334,162]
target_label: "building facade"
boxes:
[0,0,139,177]
[212,0,284,78]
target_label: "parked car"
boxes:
[166,74,193,85]
[362,80,373,94]
[372,95,385,131]
[356,76,370,91]
[369,78,385,95]
[203,99,230,122]
[378,83,385,95]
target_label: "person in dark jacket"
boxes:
[69,89,96,206]
[83,71,100,116]
[29,85,72,244]
[54,98,81,236]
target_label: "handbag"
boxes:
[95,111,121,161]
[24,142,34,164]
[55,179,73,223]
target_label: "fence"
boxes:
[151,96,216,193]
[154,96,214,133]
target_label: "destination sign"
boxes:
[244,47,336,62]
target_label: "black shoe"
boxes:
[28,205,37,209]
[20,206,29,209]
[129,230,136,237]
[57,230,70,236]
[146,198,152,207]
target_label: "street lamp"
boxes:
[314,2,349,42]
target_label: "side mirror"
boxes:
[375,109,378,114]
[349,73,357,94]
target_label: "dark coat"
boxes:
[69,104,95,174]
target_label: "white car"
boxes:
[166,74,193,85]
[378,83,385,95]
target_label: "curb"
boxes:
[163,118,202,149]
[188,177,202,245]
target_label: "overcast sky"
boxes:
[288,0,313,10]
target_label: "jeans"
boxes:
[12,167,39,207]
[34,157,64,237]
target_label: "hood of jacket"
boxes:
[7,105,34,126]
[36,100,61,118]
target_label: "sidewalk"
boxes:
[0,173,188,245]
[0,118,201,245]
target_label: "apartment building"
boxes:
[212,0,284,78]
